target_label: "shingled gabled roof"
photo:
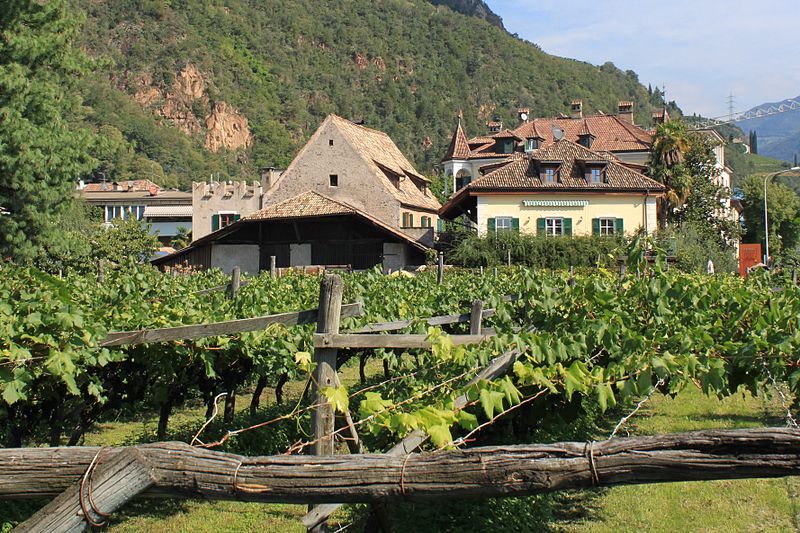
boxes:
[327,115,440,211]
[246,190,355,221]
[467,140,665,191]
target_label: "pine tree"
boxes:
[0,0,96,262]
[751,131,758,155]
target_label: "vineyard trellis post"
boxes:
[469,300,483,335]
[309,274,344,532]
[270,256,277,279]
[230,266,241,300]
[437,251,444,285]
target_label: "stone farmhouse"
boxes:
[156,115,439,272]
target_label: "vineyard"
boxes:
[2,243,800,531]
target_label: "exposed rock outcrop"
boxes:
[131,64,251,152]
[204,101,252,152]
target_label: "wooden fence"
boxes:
[4,273,800,532]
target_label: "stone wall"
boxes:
[263,119,400,228]
[192,181,262,240]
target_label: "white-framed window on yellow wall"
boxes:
[537,217,572,236]
[592,217,623,235]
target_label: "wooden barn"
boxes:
[151,191,428,274]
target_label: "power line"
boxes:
[688,97,800,130]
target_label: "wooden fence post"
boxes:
[469,300,484,335]
[437,251,444,285]
[309,274,344,533]
[230,266,241,300]
[507,249,511,267]
[270,256,277,279]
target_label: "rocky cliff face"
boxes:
[131,65,251,152]
[204,101,252,152]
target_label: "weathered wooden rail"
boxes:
[7,428,800,532]
[100,303,364,347]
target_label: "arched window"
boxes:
[455,169,472,191]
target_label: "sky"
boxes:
[488,0,800,118]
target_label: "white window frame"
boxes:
[590,168,602,184]
[545,217,564,236]
[544,168,556,183]
[599,217,615,235]
[217,210,238,229]
[495,216,513,232]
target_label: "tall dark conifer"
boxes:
[0,0,96,262]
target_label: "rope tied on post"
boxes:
[584,441,600,486]
[399,452,413,498]
[79,447,111,528]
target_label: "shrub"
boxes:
[444,232,624,269]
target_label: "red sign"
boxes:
[739,243,761,277]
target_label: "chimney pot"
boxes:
[571,100,583,119]
[618,101,635,124]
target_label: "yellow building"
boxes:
[439,140,665,236]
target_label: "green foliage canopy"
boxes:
[0,0,97,262]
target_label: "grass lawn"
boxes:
[5,363,797,532]
[557,386,800,533]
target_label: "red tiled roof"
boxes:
[82,180,160,193]
[464,140,664,191]
[489,129,523,141]
[442,119,472,161]
[513,114,652,152]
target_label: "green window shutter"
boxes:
[614,218,624,235]
[512,218,520,233]
[536,218,545,235]
[211,214,220,231]
[563,218,573,236]
[402,213,408,227]
[437,218,444,232]
[487,218,496,233]
[592,218,600,235]
[409,214,414,227]
[233,214,241,222]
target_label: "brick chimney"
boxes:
[618,101,634,124]
[487,119,503,133]
[651,108,669,125]
[571,100,583,119]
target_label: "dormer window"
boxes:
[525,138,540,152]
[498,139,514,154]
[583,162,607,184]
[545,168,555,183]
[578,134,595,149]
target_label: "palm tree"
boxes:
[649,121,691,227]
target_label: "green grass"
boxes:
[7,365,799,532]
[557,386,800,533]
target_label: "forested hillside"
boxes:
[72,0,674,189]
